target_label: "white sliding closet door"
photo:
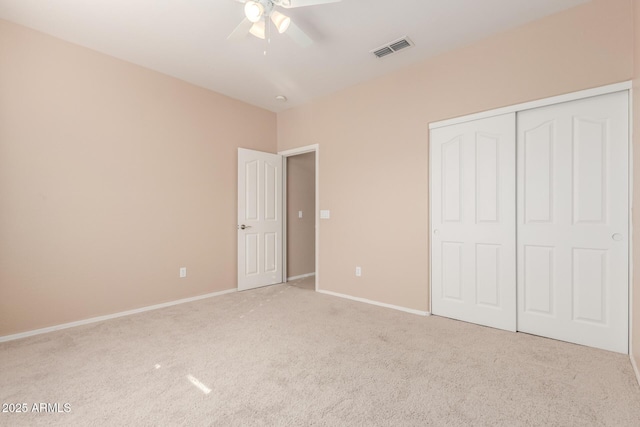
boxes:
[517,92,629,353]
[431,113,516,331]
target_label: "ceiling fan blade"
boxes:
[227,18,252,40]
[279,0,341,9]
[286,22,313,47]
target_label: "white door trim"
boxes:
[429,81,632,130]
[279,144,320,292]
[629,87,638,376]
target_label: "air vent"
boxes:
[372,47,394,58]
[370,36,414,59]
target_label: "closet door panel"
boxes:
[517,91,629,354]
[431,113,516,331]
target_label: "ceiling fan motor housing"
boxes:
[273,0,292,7]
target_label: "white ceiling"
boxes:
[0,0,589,112]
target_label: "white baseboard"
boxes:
[287,272,316,281]
[0,288,237,343]
[318,289,430,316]
[631,353,640,387]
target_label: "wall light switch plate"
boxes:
[298,211,303,218]
[355,266,362,277]
[179,267,187,278]
[320,210,330,219]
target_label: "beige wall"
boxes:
[286,152,316,278]
[277,0,635,312]
[0,20,276,336]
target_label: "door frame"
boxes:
[428,81,634,355]
[279,144,320,291]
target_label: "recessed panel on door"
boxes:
[442,137,462,223]
[264,232,277,273]
[572,248,607,324]
[524,121,554,224]
[245,161,259,221]
[573,117,607,225]
[442,242,463,301]
[475,244,500,307]
[523,245,554,316]
[264,162,278,221]
[245,234,259,276]
[476,134,500,223]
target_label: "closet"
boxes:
[430,88,629,354]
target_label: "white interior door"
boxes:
[431,113,516,331]
[237,148,283,291]
[517,91,629,353]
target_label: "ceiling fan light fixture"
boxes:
[244,1,264,23]
[270,10,291,34]
[249,20,266,39]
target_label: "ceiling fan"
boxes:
[227,0,341,48]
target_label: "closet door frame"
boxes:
[428,81,633,354]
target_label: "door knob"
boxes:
[238,224,252,230]
[612,233,623,241]
[433,229,439,235]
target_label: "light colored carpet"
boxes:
[1,277,640,426]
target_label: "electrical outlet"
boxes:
[179,267,187,278]
[355,266,362,277]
